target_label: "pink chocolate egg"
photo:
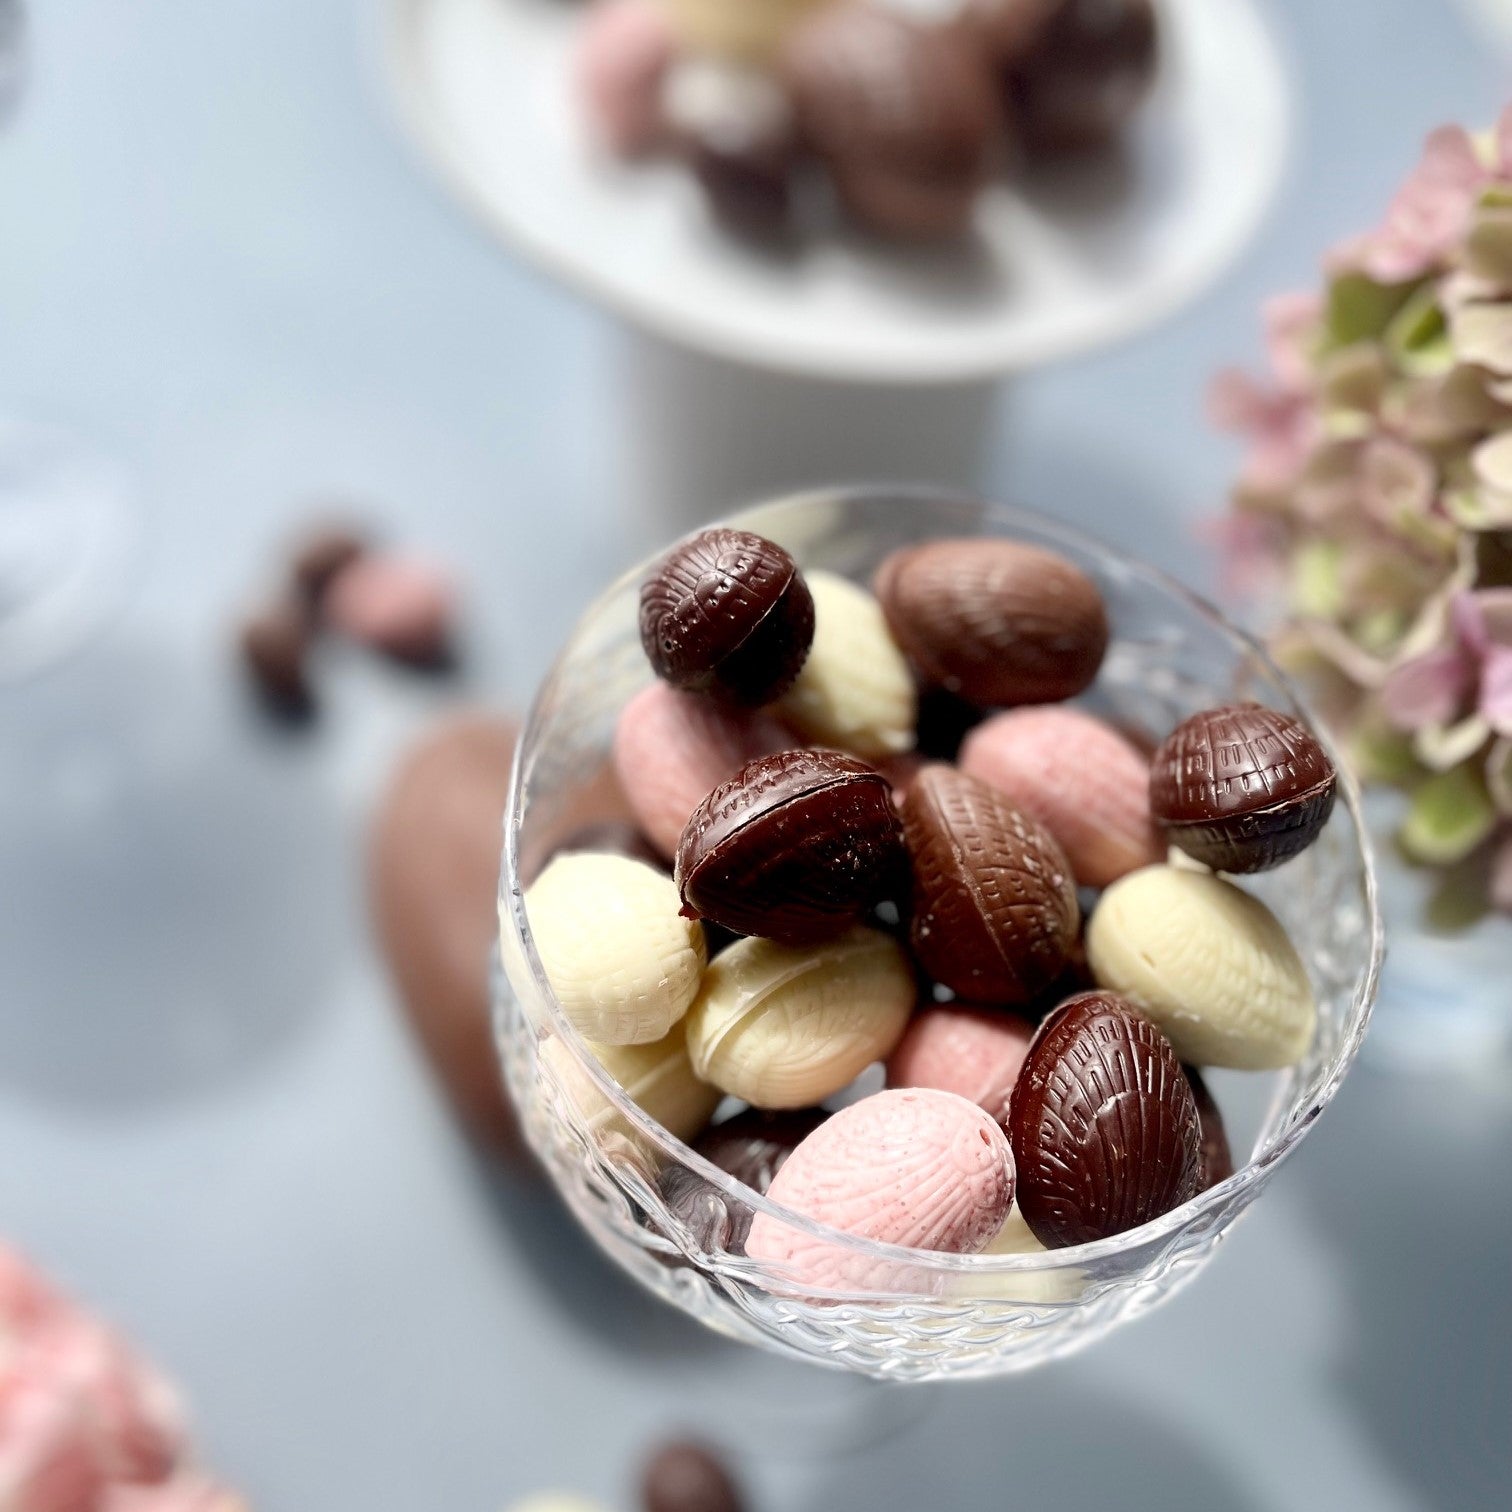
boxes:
[324,553,457,665]
[960,707,1160,887]
[745,1088,1015,1292]
[612,681,791,858]
[575,0,676,157]
[101,1478,250,1512]
[0,1378,107,1512]
[885,1004,1034,1126]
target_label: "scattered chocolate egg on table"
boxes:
[782,6,1002,240]
[239,596,314,719]
[289,522,367,605]
[776,569,918,759]
[676,748,905,945]
[613,681,792,859]
[370,714,527,1159]
[1086,864,1317,1069]
[875,538,1109,706]
[901,764,1079,1004]
[525,853,707,1044]
[1150,704,1339,874]
[745,1088,1016,1291]
[885,1002,1035,1127]
[684,926,914,1107]
[640,527,815,706]
[324,552,458,667]
[1009,991,1203,1248]
[577,0,676,157]
[543,1020,722,1146]
[960,705,1161,887]
[640,1439,746,1512]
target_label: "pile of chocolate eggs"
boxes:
[575,0,1160,242]
[518,524,1337,1288]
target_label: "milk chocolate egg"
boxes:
[783,7,1002,240]
[961,706,1160,887]
[745,1088,1016,1291]
[368,714,525,1157]
[1085,865,1316,1069]
[1008,991,1202,1248]
[641,1440,747,1512]
[1150,704,1338,874]
[901,765,1078,1003]
[874,538,1109,706]
[640,528,815,706]
[677,749,905,944]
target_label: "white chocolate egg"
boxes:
[540,1020,721,1146]
[777,571,918,760]
[658,0,835,64]
[1086,865,1316,1070]
[522,854,706,1045]
[684,927,914,1108]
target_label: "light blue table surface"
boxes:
[2,3,1510,1509]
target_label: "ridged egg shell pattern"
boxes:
[684,927,914,1108]
[745,1088,1016,1293]
[777,570,918,760]
[1085,865,1316,1069]
[524,853,707,1045]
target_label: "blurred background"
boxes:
[1,1,1510,1509]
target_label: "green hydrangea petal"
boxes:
[1399,763,1497,864]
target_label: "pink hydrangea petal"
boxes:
[1207,368,1274,431]
[1479,644,1512,733]
[0,1248,66,1332]
[1360,435,1436,522]
[0,1377,108,1512]
[1263,291,1323,390]
[1381,644,1474,730]
[1495,103,1512,176]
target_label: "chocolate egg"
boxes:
[613,681,792,859]
[368,714,525,1158]
[745,1088,1016,1291]
[1008,991,1202,1248]
[783,8,1002,240]
[959,0,1065,67]
[874,538,1109,706]
[1150,704,1338,873]
[1008,0,1159,155]
[640,528,815,706]
[676,749,905,944]
[640,1440,746,1512]
[885,1003,1035,1126]
[1185,1066,1235,1191]
[289,523,367,605]
[659,1107,827,1251]
[239,597,314,719]
[960,706,1160,887]
[900,765,1078,1004]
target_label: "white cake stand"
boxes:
[382,0,1289,524]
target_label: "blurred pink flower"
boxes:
[1382,589,1512,733]
[1197,512,1289,600]
[102,1477,250,1512]
[1209,369,1318,492]
[1263,291,1324,391]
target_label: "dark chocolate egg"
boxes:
[1150,704,1337,873]
[640,528,814,706]
[1009,990,1202,1247]
[874,538,1109,706]
[641,1439,746,1512]
[1185,1066,1235,1191]
[1009,0,1159,155]
[676,749,905,944]
[901,765,1078,1003]
[783,7,1002,240]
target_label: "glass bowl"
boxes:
[495,487,1383,1382]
